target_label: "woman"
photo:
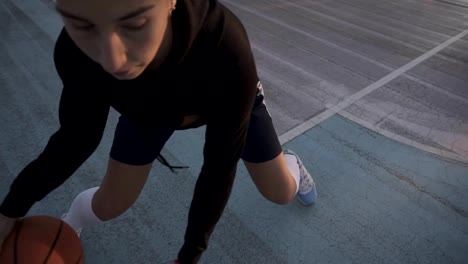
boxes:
[0,0,317,263]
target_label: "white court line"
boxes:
[335,110,468,164]
[279,28,468,145]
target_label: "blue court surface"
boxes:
[1,0,467,263]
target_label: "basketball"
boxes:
[0,215,83,264]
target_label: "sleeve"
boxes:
[0,29,110,218]
[178,7,259,263]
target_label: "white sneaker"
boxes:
[284,150,317,205]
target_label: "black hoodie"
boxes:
[0,0,259,262]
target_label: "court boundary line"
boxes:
[335,110,468,164]
[279,28,468,145]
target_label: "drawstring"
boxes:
[156,154,189,173]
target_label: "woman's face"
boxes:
[56,0,174,80]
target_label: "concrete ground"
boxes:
[1,0,467,263]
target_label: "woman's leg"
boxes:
[242,82,316,205]
[244,151,316,205]
[63,116,175,233]
[63,159,153,231]
[243,154,297,204]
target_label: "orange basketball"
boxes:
[0,215,84,264]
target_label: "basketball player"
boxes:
[0,0,317,263]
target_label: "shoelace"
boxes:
[156,154,189,173]
[299,167,314,187]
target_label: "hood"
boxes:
[166,0,212,65]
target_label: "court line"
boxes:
[335,110,468,164]
[44,0,468,160]
[279,28,468,145]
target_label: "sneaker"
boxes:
[284,150,317,205]
[61,213,82,237]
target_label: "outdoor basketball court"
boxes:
[1,0,467,263]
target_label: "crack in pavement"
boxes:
[322,127,468,218]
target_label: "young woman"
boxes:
[0,0,317,263]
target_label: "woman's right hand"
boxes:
[0,214,17,254]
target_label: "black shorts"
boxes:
[109,83,282,165]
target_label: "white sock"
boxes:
[284,154,300,194]
[63,187,103,231]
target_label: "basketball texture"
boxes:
[0,215,83,264]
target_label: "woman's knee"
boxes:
[260,186,296,205]
[244,156,297,205]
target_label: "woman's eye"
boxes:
[122,20,147,31]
